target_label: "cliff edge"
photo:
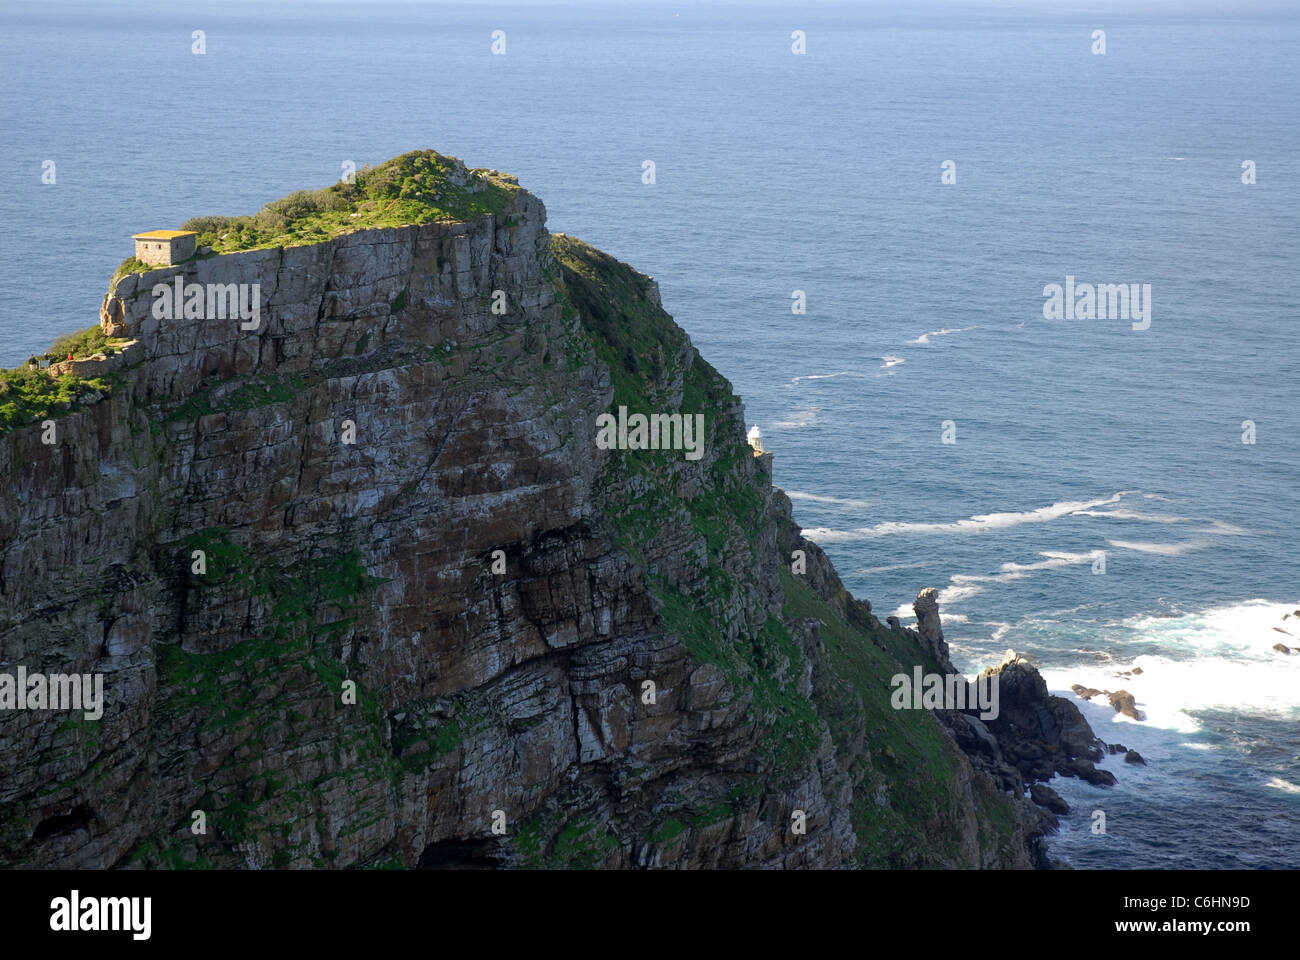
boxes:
[0,150,1097,869]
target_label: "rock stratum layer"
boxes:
[0,151,1101,869]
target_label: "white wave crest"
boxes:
[1107,538,1210,556]
[1040,599,1300,734]
[812,492,1125,540]
[785,490,872,510]
[910,326,975,344]
[769,407,818,429]
[790,371,857,384]
[849,561,935,575]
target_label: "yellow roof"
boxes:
[132,230,197,240]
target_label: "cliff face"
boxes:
[1,152,1047,869]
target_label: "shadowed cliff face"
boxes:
[0,152,1043,869]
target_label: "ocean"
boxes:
[2,0,1296,868]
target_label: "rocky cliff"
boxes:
[0,151,1097,869]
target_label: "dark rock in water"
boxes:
[886,615,901,630]
[1273,626,1294,636]
[1106,743,1128,755]
[1069,757,1118,787]
[1072,684,1146,720]
[1018,756,1056,782]
[971,651,1108,784]
[1030,783,1070,814]
[1130,666,1143,675]
[1124,749,1146,765]
[1273,642,1293,655]
[1107,689,1145,721]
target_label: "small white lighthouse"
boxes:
[746,425,764,455]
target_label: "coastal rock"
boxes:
[1124,749,1146,765]
[975,651,1109,785]
[1107,690,1145,721]
[1072,684,1146,721]
[921,634,1111,809]
[912,587,949,665]
[1029,783,1070,815]
[1273,643,1293,655]
[1061,757,1118,787]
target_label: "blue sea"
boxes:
[2,0,1297,868]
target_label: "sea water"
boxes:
[2,0,1296,868]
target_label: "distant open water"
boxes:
[2,0,1296,868]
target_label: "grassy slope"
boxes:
[172,149,517,261]
[0,325,134,437]
[552,234,1025,867]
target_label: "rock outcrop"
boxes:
[1070,683,1146,721]
[2,150,1057,870]
[912,587,948,665]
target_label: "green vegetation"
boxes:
[555,234,820,782]
[49,324,129,361]
[551,235,677,410]
[158,529,385,732]
[781,568,1021,866]
[165,373,305,423]
[648,818,688,845]
[514,809,620,869]
[134,151,522,262]
[111,257,153,283]
[0,365,111,436]
[552,231,1022,867]
[0,323,133,438]
[135,527,396,866]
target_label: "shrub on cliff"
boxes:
[118,151,519,276]
[49,324,111,360]
[0,365,107,435]
[165,150,518,260]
